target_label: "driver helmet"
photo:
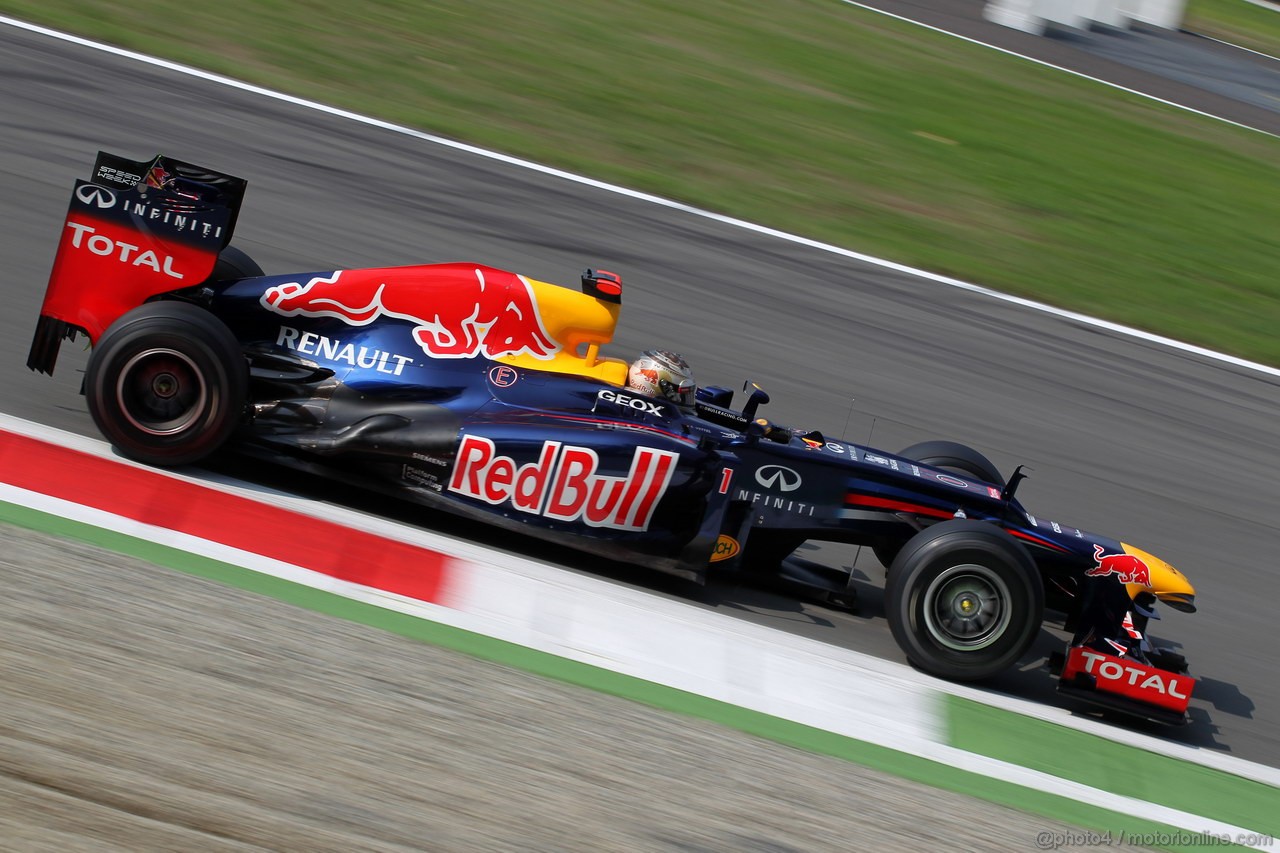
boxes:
[627,350,696,409]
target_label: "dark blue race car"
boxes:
[28,152,1201,724]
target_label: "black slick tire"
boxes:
[874,441,1007,570]
[898,440,1005,486]
[885,518,1043,681]
[85,301,247,467]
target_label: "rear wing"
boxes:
[27,152,247,375]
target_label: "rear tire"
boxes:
[85,301,247,467]
[885,519,1043,681]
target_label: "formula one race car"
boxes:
[28,152,1199,724]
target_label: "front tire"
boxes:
[85,301,247,467]
[898,440,1004,486]
[885,519,1043,681]
[875,440,1007,569]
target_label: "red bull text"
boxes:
[448,435,677,531]
[261,265,559,360]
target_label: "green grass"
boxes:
[1186,0,1280,57]
[4,1,1279,364]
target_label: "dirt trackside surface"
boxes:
[0,522,1157,852]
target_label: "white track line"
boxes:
[7,410,1280,790]
[2,479,1275,845]
[1242,0,1280,14]
[1186,28,1280,63]
[2,13,1278,384]
[839,0,1280,139]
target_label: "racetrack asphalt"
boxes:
[845,0,1280,135]
[0,8,1276,784]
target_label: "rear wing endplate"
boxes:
[27,152,247,375]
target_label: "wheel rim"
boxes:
[921,563,1013,651]
[116,348,208,436]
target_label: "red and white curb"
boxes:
[0,413,1275,846]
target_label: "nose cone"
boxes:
[1121,542,1197,613]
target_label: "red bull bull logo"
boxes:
[144,164,174,189]
[261,265,559,361]
[1085,544,1152,587]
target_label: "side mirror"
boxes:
[741,381,770,421]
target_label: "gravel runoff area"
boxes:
[0,522,1159,853]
